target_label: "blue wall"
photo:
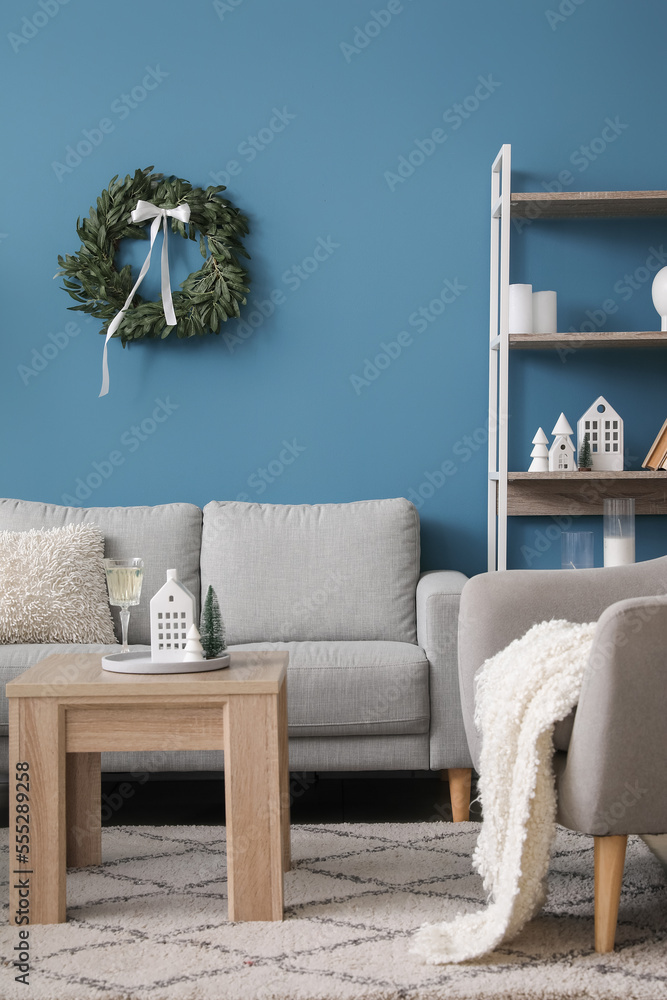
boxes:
[2,0,667,575]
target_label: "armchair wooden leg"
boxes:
[594,834,628,953]
[443,767,471,823]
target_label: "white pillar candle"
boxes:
[603,536,635,567]
[508,284,533,334]
[532,290,557,333]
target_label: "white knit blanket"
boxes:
[413,618,597,964]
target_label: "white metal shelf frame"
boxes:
[486,148,667,570]
[488,144,511,571]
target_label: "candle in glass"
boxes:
[561,531,594,569]
[603,498,635,567]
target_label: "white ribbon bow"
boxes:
[99,199,191,397]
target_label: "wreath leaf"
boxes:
[56,167,250,344]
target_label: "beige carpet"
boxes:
[0,822,665,1000]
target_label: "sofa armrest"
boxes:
[458,556,667,769]
[416,570,471,769]
[557,595,667,836]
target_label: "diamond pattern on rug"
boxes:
[0,822,665,1000]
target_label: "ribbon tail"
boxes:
[98,214,162,396]
[160,214,177,327]
[99,330,112,397]
[99,347,110,396]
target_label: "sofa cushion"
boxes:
[0,523,116,645]
[227,640,429,738]
[202,499,420,644]
[0,500,202,645]
[0,642,150,738]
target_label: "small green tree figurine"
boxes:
[578,432,592,470]
[200,585,226,658]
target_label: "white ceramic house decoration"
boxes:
[548,413,576,471]
[528,427,549,471]
[150,569,196,661]
[577,396,623,471]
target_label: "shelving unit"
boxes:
[507,471,667,516]
[488,144,667,571]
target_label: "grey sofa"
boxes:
[458,557,667,951]
[0,496,472,814]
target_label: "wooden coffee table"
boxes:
[7,650,290,925]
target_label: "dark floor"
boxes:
[0,772,481,828]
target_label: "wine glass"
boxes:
[103,558,144,653]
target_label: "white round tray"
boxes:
[101,651,230,674]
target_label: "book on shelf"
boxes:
[642,417,667,470]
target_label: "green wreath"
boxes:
[56,167,250,344]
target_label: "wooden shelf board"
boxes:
[509,332,667,350]
[510,190,667,219]
[505,470,667,516]
[508,471,667,480]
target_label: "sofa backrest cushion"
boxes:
[0,500,202,645]
[201,498,420,644]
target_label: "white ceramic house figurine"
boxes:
[577,396,623,471]
[150,568,196,661]
[529,427,549,471]
[548,413,576,471]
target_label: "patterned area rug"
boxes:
[0,822,665,1000]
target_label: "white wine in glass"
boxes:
[103,558,144,653]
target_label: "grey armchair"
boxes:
[458,556,667,953]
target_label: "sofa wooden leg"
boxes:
[594,834,627,953]
[445,767,471,823]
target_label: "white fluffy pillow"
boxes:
[0,523,117,644]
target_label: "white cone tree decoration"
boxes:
[549,412,576,471]
[552,413,573,437]
[183,624,204,662]
[529,427,549,471]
